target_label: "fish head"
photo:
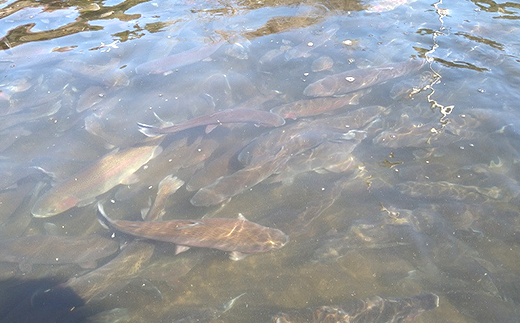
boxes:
[31,195,79,218]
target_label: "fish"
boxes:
[31,138,163,218]
[311,55,334,72]
[0,234,119,272]
[190,149,292,207]
[140,249,205,287]
[194,124,362,206]
[303,59,425,97]
[445,290,520,323]
[284,24,339,60]
[396,181,503,203]
[98,202,289,260]
[137,108,286,137]
[142,175,184,222]
[135,41,224,75]
[270,91,367,120]
[266,142,360,186]
[186,143,245,192]
[237,121,351,167]
[0,182,48,239]
[311,221,420,262]
[33,240,154,304]
[271,293,439,323]
[82,308,131,323]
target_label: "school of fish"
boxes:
[2,0,516,321]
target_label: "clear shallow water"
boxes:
[1,0,520,322]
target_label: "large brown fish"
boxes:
[137,108,286,137]
[303,59,425,97]
[98,203,289,260]
[31,138,163,218]
[271,293,439,323]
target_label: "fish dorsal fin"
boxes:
[205,124,218,133]
[237,213,248,221]
[175,245,190,255]
[229,251,248,261]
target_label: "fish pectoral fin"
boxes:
[237,213,248,221]
[141,197,152,220]
[120,174,140,185]
[229,251,248,261]
[205,124,219,133]
[141,207,151,220]
[175,245,191,255]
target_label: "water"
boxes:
[1,0,520,322]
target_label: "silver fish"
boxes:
[304,59,425,97]
[0,234,119,272]
[135,41,224,75]
[137,108,286,137]
[36,240,154,304]
[31,138,163,218]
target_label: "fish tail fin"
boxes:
[96,201,114,229]
[137,122,162,137]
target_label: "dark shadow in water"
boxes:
[0,277,94,323]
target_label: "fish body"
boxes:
[143,175,184,222]
[137,108,286,137]
[0,234,119,272]
[284,24,339,60]
[34,240,154,304]
[271,293,439,323]
[312,222,419,262]
[99,203,289,258]
[190,149,292,206]
[270,92,366,120]
[311,56,334,72]
[304,59,425,97]
[140,250,204,286]
[397,181,502,203]
[31,139,162,218]
[135,41,224,75]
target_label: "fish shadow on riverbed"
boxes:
[0,277,96,323]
